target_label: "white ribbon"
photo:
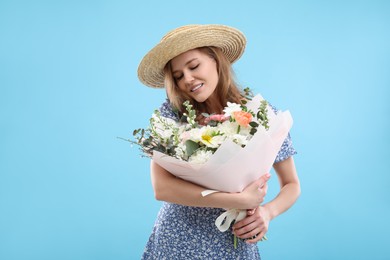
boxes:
[215,209,247,232]
[201,189,219,197]
[201,190,247,232]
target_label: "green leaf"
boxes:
[185,140,200,157]
[249,121,259,127]
[208,121,217,127]
[257,111,264,119]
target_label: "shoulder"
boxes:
[158,99,179,121]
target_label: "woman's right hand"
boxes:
[239,173,270,209]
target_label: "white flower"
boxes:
[237,124,251,135]
[199,126,225,148]
[151,113,180,141]
[174,143,186,159]
[188,149,213,164]
[182,128,203,143]
[151,113,177,126]
[161,128,174,140]
[182,126,225,149]
[231,134,249,146]
[218,120,239,137]
[223,102,242,117]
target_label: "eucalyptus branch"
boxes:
[183,100,198,128]
[257,100,269,130]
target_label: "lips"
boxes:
[190,83,203,92]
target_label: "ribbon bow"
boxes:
[201,190,247,233]
[215,208,247,232]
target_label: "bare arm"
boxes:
[151,160,270,210]
[264,156,301,219]
[233,156,300,242]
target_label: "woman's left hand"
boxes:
[232,206,271,244]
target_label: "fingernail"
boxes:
[265,173,271,178]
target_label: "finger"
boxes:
[235,215,267,239]
[245,227,267,243]
[234,222,259,237]
[233,213,256,230]
[260,173,271,183]
[245,230,267,244]
[247,207,257,216]
[259,182,268,195]
[258,173,271,188]
[256,187,267,204]
[263,182,268,194]
[238,226,261,239]
[233,217,250,230]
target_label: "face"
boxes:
[170,49,219,103]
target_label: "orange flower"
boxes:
[232,111,252,127]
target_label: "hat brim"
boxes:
[137,24,246,88]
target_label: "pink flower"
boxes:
[232,111,252,127]
[204,114,229,124]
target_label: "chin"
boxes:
[192,90,215,103]
[194,96,208,103]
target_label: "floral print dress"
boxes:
[141,100,297,260]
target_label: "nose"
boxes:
[183,71,195,85]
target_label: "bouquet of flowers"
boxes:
[125,89,293,246]
[133,91,270,163]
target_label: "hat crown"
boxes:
[160,24,200,42]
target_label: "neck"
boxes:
[204,94,223,114]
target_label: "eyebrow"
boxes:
[172,58,198,74]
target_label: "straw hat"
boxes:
[137,24,246,88]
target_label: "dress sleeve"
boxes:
[269,104,297,163]
[158,99,180,121]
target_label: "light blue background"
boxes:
[1,0,389,259]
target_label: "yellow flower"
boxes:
[201,134,212,143]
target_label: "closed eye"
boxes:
[173,63,199,81]
[174,74,183,81]
[190,64,199,70]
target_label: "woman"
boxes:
[137,24,300,259]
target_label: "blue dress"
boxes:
[141,100,297,260]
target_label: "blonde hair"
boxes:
[164,46,243,119]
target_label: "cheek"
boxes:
[176,81,185,91]
[209,64,219,84]
[210,70,219,87]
